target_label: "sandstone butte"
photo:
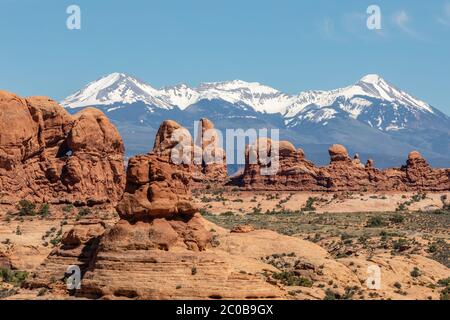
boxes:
[0,90,125,205]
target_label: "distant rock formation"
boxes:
[236,140,450,192]
[240,138,320,190]
[152,118,227,183]
[0,91,125,205]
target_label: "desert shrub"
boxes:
[77,207,91,217]
[410,267,421,278]
[366,216,385,227]
[438,278,450,300]
[323,289,341,300]
[438,278,450,287]
[250,207,262,215]
[393,238,409,252]
[272,271,313,287]
[412,192,427,202]
[220,211,235,216]
[50,236,61,246]
[17,200,36,216]
[393,282,402,289]
[390,214,404,224]
[62,204,74,213]
[0,268,28,287]
[396,202,407,212]
[301,197,317,212]
[38,203,50,217]
[357,234,369,245]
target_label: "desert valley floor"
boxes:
[1,190,449,300]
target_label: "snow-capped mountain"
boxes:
[62,73,173,110]
[62,73,293,114]
[62,72,441,131]
[194,80,293,114]
[284,74,440,131]
[61,72,450,168]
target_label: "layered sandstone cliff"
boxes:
[0,91,125,205]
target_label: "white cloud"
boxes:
[437,2,450,26]
[392,10,424,40]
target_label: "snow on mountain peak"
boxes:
[62,73,435,124]
[354,74,433,112]
[61,72,171,109]
[359,73,383,84]
[285,74,433,118]
[195,79,293,113]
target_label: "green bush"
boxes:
[62,204,74,213]
[38,204,50,217]
[17,200,36,216]
[77,207,91,217]
[272,271,313,287]
[390,214,404,224]
[410,267,421,278]
[0,268,28,287]
[367,216,385,227]
[301,197,317,212]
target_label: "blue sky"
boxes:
[1,0,449,114]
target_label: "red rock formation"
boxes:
[240,138,321,190]
[116,154,198,222]
[237,140,449,192]
[28,127,282,299]
[152,118,227,183]
[0,91,125,205]
[66,123,281,299]
[389,151,450,191]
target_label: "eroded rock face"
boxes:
[329,144,351,163]
[0,91,125,204]
[116,154,197,221]
[152,118,227,183]
[398,151,450,191]
[239,138,321,191]
[238,139,450,192]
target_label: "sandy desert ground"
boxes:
[1,190,448,300]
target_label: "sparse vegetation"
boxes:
[38,203,50,218]
[0,268,28,287]
[301,197,317,212]
[62,204,74,213]
[366,216,385,227]
[16,200,36,216]
[390,214,404,224]
[272,271,313,287]
[410,267,421,278]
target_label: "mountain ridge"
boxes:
[61,72,450,168]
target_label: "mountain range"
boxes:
[61,73,450,170]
